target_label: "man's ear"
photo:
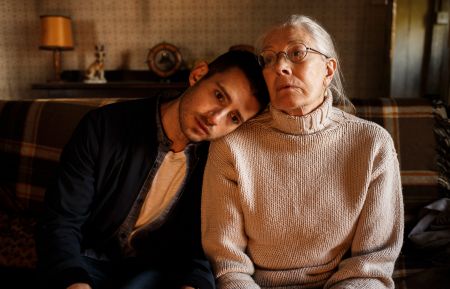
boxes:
[189,61,209,86]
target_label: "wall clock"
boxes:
[147,42,182,78]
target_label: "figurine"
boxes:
[84,45,107,83]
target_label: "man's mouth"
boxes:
[195,117,210,135]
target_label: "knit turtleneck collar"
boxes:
[270,95,333,135]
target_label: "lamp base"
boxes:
[49,49,62,82]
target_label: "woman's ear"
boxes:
[324,58,337,87]
[189,61,209,86]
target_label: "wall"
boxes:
[0,0,392,100]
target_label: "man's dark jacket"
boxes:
[36,97,214,289]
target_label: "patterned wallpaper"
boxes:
[0,0,392,99]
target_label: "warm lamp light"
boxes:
[39,15,74,82]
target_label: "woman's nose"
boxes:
[273,54,292,75]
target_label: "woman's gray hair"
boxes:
[256,15,354,113]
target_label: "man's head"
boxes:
[179,50,269,143]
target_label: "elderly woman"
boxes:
[201,15,403,289]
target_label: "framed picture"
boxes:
[147,42,182,78]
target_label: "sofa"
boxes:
[0,96,449,288]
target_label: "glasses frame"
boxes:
[258,43,330,68]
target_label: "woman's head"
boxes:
[256,15,353,115]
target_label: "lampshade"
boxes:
[39,15,74,50]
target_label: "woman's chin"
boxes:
[272,99,303,112]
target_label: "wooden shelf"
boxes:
[32,82,188,98]
[32,70,189,98]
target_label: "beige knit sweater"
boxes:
[201,96,404,289]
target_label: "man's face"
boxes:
[179,67,261,142]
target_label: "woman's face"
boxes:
[261,26,335,116]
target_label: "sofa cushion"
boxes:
[0,98,122,215]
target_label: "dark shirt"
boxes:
[36,96,214,289]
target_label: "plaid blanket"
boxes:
[0,98,123,214]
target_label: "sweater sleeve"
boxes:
[201,139,261,289]
[325,134,404,289]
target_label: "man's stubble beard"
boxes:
[178,89,198,143]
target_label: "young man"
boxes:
[36,50,269,289]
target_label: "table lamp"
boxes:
[39,15,74,82]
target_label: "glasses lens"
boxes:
[259,51,276,68]
[287,44,308,63]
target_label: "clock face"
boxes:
[147,43,182,78]
[155,50,177,72]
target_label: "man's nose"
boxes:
[206,109,227,126]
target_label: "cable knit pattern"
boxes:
[201,96,404,289]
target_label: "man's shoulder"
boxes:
[73,98,160,142]
[95,97,157,115]
[85,97,158,126]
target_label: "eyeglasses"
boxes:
[257,43,330,68]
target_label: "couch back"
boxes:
[0,97,447,228]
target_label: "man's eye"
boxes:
[215,91,225,102]
[230,113,241,125]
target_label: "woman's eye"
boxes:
[291,49,305,61]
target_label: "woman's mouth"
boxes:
[276,79,299,91]
[277,84,298,92]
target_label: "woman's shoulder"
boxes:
[331,106,385,129]
[330,106,394,143]
[330,107,399,167]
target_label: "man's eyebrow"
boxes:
[217,81,244,121]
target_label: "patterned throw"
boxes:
[0,98,122,213]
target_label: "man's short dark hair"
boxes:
[202,50,269,112]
